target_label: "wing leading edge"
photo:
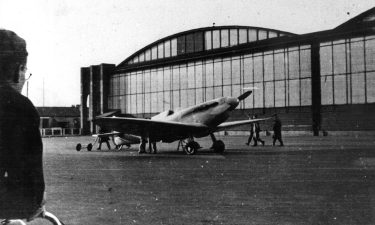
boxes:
[215,117,273,132]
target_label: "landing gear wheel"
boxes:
[76,143,81,151]
[87,143,93,151]
[212,140,225,153]
[184,141,200,155]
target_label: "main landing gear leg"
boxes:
[138,138,146,154]
[209,133,225,153]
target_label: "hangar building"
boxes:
[80,7,375,135]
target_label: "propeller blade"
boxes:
[237,91,252,101]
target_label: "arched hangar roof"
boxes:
[117,25,296,68]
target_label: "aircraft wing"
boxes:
[95,117,208,143]
[215,117,273,132]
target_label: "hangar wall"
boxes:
[81,7,375,135]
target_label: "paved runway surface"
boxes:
[29,134,375,225]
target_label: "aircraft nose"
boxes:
[227,97,239,110]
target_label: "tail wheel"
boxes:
[212,140,225,153]
[184,141,200,155]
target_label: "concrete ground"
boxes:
[29,134,375,225]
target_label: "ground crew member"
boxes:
[272,114,284,146]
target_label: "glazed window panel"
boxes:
[321,76,333,105]
[222,59,231,85]
[150,70,158,92]
[164,40,171,58]
[232,58,241,85]
[187,64,195,89]
[300,49,311,78]
[214,59,223,86]
[126,95,131,113]
[288,50,299,79]
[172,90,180,109]
[320,45,333,75]
[268,32,277,38]
[264,53,273,81]
[196,88,203,104]
[172,66,179,90]
[206,87,214,101]
[194,32,204,52]
[171,38,177,57]
[232,84,240,102]
[351,39,365,73]
[120,96,125,113]
[274,52,285,80]
[365,38,375,71]
[130,74,137,94]
[125,75,130,95]
[366,72,375,103]
[157,92,164,112]
[254,82,263,108]
[300,78,311,106]
[151,46,157,60]
[230,29,238,46]
[133,56,139,63]
[288,79,300,106]
[180,89,188,108]
[243,56,253,83]
[239,29,247,44]
[221,29,229,47]
[254,55,263,82]
[136,72,143,94]
[136,94,143,113]
[157,43,164,59]
[164,68,171,91]
[244,89,254,109]
[139,53,144,62]
[119,76,125,95]
[186,33,195,54]
[144,92,150,113]
[351,73,365,103]
[164,91,170,110]
[264,81,274,108]
[275,80,286,107]
[205,60,214,87]
[214,86,222,98]
[195,63,203,88]
[223,85,231,97]
[177,35,186,55]
[334,75,346,104]
[333,44,346,75]
[205,31,212,50]
[144,70,151,93]
[187,89,195,106]
[180,65,188,89]
[145,49,151,61]
[212,30,220,49]
[131,95,137,114]
[248,29,257,42]
[258,30,267,40]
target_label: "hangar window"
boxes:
[239,29,247,44]
[230,29,238,46]
[177,35,186,55]
[151,46,157,60]
[158,43,164,59]
[258,30,268,40]
[221,29,229,47]
[145,49,151,61]
[171,38,177,56]
[212,30,220,49]
[186,33,195,53]
[205,31,212,50]
[164,40,171,58]
[194,32,204,52]
[248,29,257,42]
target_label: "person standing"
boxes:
[0,29,45,221]
[245,115,255,146]
[272,114,284,146]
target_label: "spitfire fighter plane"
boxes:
[94,91,271,155]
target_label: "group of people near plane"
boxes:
[246,114,284,147]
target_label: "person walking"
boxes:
[272,114,284,146]
[253,115,265,146]
[245,115,255,146]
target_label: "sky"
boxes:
[0,0,373,107]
